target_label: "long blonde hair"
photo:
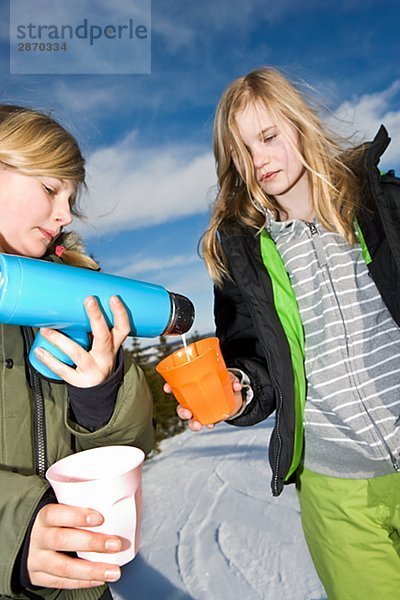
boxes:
[0,105,98,269]
[203,68,367,285]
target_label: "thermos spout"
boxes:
[163,292,195,335]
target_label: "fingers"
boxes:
[33,332,81,381]
[84,296,114,350]
[34,331,96,385]
[175,376,241,430]
[30,575,107,590]
[36,296,131,386]
[28,503,122,588]
[37,505,122,553]
[29,575,108,590]
[29,552,121,588]
[176,406,193,421]
[228,371,242,386]
[227,374,244,417]
[38,505,121,553]
[42,526,122,554]
[232,380,243,393]
[82,296,129,383]
[166,387,207,430]
[108,295,131,350]
[40,526,122,554]
[176,405,213,431]
[38,504,104,528]
[88,296,130,356]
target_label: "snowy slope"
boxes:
[111,420,326,600]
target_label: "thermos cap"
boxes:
[163,292,195,335]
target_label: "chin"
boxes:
[20,246,47,259]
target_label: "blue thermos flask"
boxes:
[0,253,195,379]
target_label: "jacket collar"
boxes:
[363,124,391,168]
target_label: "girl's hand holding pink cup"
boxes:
[45,445,145,571]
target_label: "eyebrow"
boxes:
[260,126,276,136]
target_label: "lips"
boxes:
[259,170,279,182]
[38,228,57,241]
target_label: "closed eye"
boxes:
[43,185,56,195]
[262,134,277,144]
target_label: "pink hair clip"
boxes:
[55,245,66,257]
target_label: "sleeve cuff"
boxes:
[66,348,124,431]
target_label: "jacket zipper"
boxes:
[305,221,326,267]
[305,221,317,234]
[242,267,286,495]
[305,222,400,473]
[22,326,48,478]
[246,321,285,496]
[265,347,285,496]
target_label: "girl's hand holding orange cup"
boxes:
[156,337,244,431]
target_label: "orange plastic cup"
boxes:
[156,337,238,425]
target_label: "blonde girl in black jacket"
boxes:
[175,68,400,599]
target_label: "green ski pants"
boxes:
[296,467,400,600]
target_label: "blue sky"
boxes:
[1,0,399,338]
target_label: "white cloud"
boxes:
[331,81,400,166]
[53,81,126,114]
[42,78,160,126]
[73,132,216,237]
[106,254,200,278]
[152,16,195,54]
[99,250,214,335]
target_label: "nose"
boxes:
[252,146,270,170]
[54,196,73,227]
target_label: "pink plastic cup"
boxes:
[46,445,144,566]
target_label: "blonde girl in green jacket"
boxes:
[0,105,154,600]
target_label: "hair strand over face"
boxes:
[202,67,366,285]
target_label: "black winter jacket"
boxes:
[214,126,400,496]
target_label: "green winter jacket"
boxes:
[0,243,155,599]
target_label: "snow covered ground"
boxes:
[111,419,326,600]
